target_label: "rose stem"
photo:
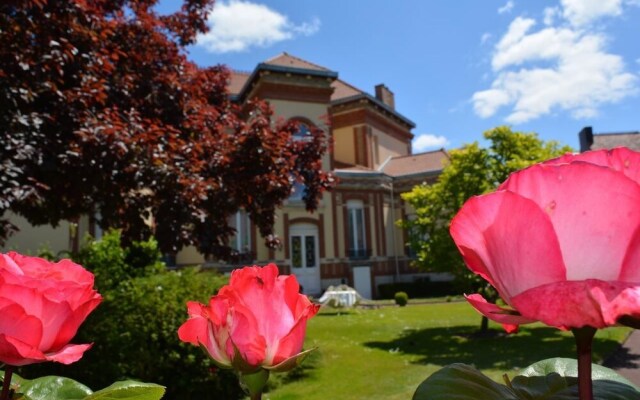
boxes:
[1,365,13,400]
[572,326,597,400]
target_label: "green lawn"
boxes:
[263,302,630,400]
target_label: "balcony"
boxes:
[347,248,371,260]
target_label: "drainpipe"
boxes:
[388,177,400,282]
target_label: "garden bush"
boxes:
[75,230,165,291]
[378,279,456,299]
[25,232,244,399]
[394,291,409,306]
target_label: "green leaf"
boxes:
[510,374,640,400]
[514,358,640,400]
[412,361,640,400]
[84,381,165,400]
[16,376,92,400]
[0,370,26,386]
[412,364,518,400]
[519,357,639,390]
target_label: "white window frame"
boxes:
[347,200,366,254]
[229,210,251,253]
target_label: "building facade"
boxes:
[176,53,449,297]
[2,53,449,298]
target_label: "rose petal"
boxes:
[49,295,102,351]
[451,191,566,300]
[178,300,232,367]
[268,306,318,365]
[227,302,265,368]
[501,163,640,281]
[0,253,23,275]
[0,334,46,366]
[224,265,296,347]
[465,294,537,331]
[510,280,640,329]
[0,303,43,348]
[543,148,640,184]
[620,225,640,282]
[45,343,92,365]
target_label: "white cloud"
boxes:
[196,0,320,53]
[413,134,450,152]
[472,3,639,124]
[481,33,493,45]
[543,6,560,25]
[560,0,623,26]
[498,1,515,14]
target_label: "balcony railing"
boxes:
[347,248,371,260]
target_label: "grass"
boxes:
[263,302,630,400]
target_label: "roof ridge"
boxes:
[393,148,448,158]
[595,131,640,136]
[264,52,331,71]
[230,69,252,75]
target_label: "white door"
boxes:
[353,266,372,299]
[290,224,321,295]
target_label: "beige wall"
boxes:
[383,196,405,258]
[177,245,205,266]
[1,213,71,255]
[373,126,410,169]
[333,126,356,166]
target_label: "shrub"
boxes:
[75,230,165,291]
[25,231,244,399]
[25,267,239,399]
[394,291,409,307]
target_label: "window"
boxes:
[294,122,311,137]
[288,180,306,202]
[347,200,368,259]
[291,119,315,142]
[229,210,251,253]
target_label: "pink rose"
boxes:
[178,264,319,372]
[450,147,640,331]
[0,252,102,366]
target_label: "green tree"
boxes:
[401,126,573,331]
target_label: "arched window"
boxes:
[289,117,315,141]
[294,122,311,137]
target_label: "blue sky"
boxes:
[160,0,640,152]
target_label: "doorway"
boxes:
[289,224,321,295]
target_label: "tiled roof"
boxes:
[335,165,376,173]
[226,52,412,126]
[263,53,364,101]
[381,149,449,177]
[592,132,640,151]
[263,52,329,71]
[228,71,250,96]
[331,79,363,101]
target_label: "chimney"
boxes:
[578,126,593,152]
[375,84,395,110]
